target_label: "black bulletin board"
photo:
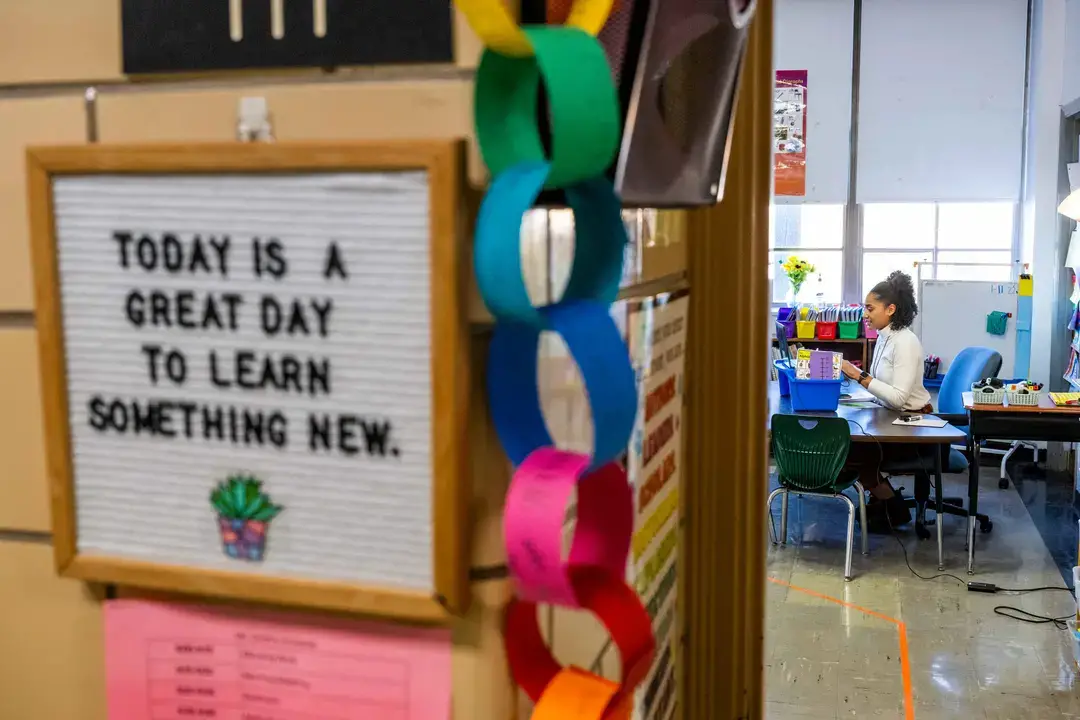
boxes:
[121,0,455,74]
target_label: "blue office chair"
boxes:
[882,346,1001,540]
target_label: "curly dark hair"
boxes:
[870,271,918,330]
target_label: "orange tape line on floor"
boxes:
[768,577,915,720]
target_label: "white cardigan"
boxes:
[867,326,932,411]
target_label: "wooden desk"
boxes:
[962,392,1080,573]
[769,383,965,570]
[769,383,965,444]
[963,391,1080,415]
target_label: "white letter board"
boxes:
[27,142,469,622]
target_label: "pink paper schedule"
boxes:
[105,600,452,720]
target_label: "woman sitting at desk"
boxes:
[839,271,932,532]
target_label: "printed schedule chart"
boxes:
[106,601,451,720]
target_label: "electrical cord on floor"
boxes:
[885,510,967,586]
[994,584,1076,594]
[887,507,1077,630]
[992,606,1074,630]
[878,466,1077,631]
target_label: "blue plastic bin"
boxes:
[775,359,793,396]
[780,367,843,412]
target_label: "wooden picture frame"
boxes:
[27,141,470,623]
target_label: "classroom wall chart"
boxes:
[627,293,686,720]
[27,142,469,622]
[774,70,808,197]
[104,599,452,720]
[453,0,658,716]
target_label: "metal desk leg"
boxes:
[935,447,944,571]
[967,440,981,575]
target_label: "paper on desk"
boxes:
[104,599,452,720]
[839,388,877,405]
[892,416,948,428]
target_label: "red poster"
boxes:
[774,70,807,197]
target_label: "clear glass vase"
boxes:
[785,282,804,307]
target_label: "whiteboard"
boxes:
[28,143,468,621]
[916,279,1018,377]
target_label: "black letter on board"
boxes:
[88,396,108,431]
[323,241,349,280]
[252,238,287,279]
[113,232,134,268]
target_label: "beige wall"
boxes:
[0,542,107,720]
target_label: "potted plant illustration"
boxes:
[210,474,283,562]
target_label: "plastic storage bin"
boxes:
[775,360,793,396]
[781,367,843,412]
[971,383,1005,405]
[777,307,796,323]
[1005,388,1041,406]
[838,321,861,339]
[779,320,796,340]
[796,320,816,339]
[864,320,879,339]
[816,321,838,340]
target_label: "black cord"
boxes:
[846,418,883,468]
[885,511,967,586]
[993,606,1074,630]
[884,511,1076,628]
[995,585,1075,594]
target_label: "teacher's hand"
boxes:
[841,360,862,380]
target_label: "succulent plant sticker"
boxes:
[210,474,284,563]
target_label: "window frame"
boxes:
[769,200,1020,306]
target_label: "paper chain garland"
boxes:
[455,2,656,717]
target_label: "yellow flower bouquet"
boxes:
[780,255,816,301]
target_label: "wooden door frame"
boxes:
[681,0,772,717]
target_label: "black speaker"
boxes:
[522,0,757,208]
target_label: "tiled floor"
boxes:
[766,468,1080,719]
[1008,454,1080,582]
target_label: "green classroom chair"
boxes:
[768,414,869,581]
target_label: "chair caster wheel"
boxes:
[998,478,1009,490]
[915,523,931,540]
[979,519,993,534]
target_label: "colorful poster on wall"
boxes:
[104,599,452,720]
[774,70,808,197]
[626,291,687,720]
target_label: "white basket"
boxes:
[972,388,1005,405]
[1005,390,1041,406]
